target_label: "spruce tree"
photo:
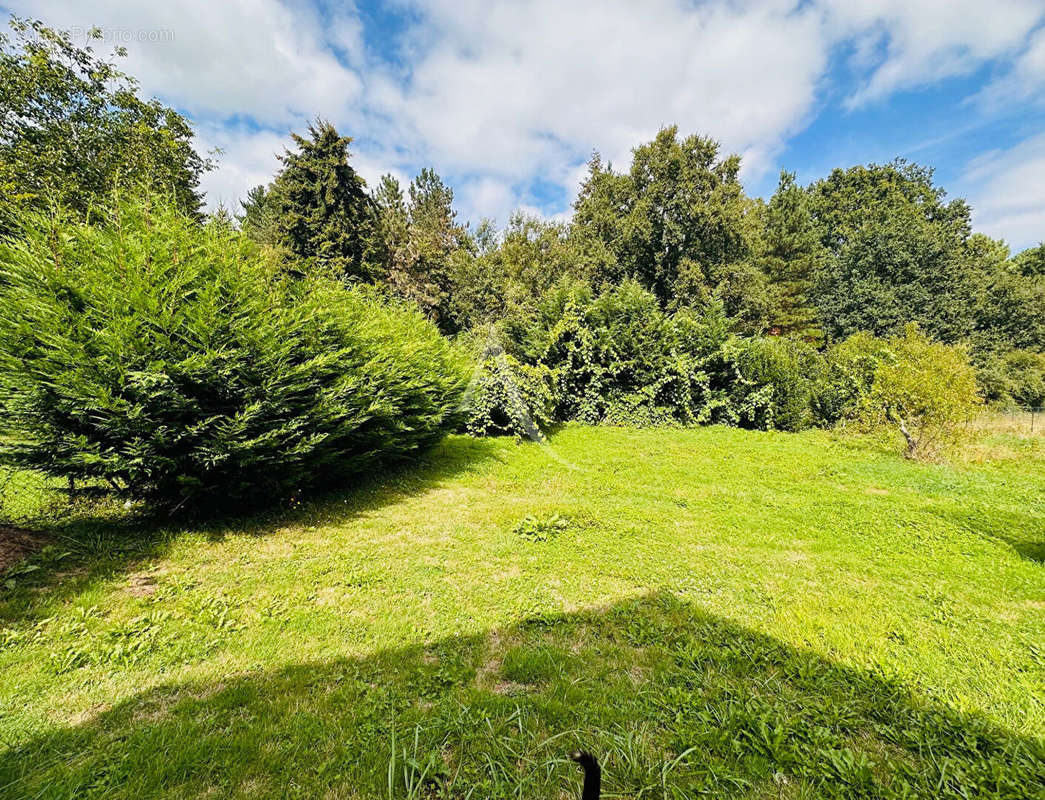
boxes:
[266,120,377,281]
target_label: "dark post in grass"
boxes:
[570,751,601,800]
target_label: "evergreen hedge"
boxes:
[0,196,468,512]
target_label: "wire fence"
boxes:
[971,406,1044,436]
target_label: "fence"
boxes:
[972,406,1043,436]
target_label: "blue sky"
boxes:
[6,0,1045,250]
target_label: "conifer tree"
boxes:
[373,168,467,329]
[759,171,825,340]
[237,184,278,247]
[266,120,377,281]
[372,174,410,288]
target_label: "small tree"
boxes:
[869,324,981,459]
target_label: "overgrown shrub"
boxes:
[810,332,891,425]
[510,279,734,426]
[866,324,981,459]
[463,344,555,437]
[722,336,820,431]
[0,195,468,512]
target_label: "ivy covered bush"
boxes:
[723,336,819,432]
[0,195,468,512]
[496,279,822,432]
[507,279,731,428]
[463,344,555,437]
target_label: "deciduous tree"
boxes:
[0,18,209,232]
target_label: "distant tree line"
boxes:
[230,120,1042,417]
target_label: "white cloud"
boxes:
[370,0,828,191]
[974,26,1045,110]
[456,177,517,228]
[192,124,288,214]
[961,132,1045,250]
[819,0,1044,107]
[7,0,364,125]
[6,0,1045,225]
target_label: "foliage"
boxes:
[1011,241,1045,277]
[0,18,209,232]
[758,171,825,340]
[0,194,467,511]
[807,161,977,344]
[254,120,379,281]
[976,349,1045,409]
[866,325,981,459]
[236,184,279,248]
[374,169,470,331]
[571,126,761,315]
[463,338,555,438]
[970,236,1045,354]
[512,512,570,541]
[513,280,734,427]
[449,213,580,332]
[810,332,892,425]
[722,336,819,431]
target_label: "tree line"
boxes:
[0,18,1041,512]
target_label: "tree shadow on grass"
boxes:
[1,592,1040,799]
[936,505,1045,564]
[0,436,505,625]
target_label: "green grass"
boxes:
[0,425,1043,798]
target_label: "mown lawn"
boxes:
[0,426,1042,799]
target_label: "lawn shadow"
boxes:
[0,436,505,625]
[1,592,1040,799]
[938,505,1045,564]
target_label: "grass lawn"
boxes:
[0,425,1043,798]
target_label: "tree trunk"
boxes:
[896,415,917,458]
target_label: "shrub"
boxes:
[810,332,891,425]
[867,324,981,459]
[463,344,555,438]
[0,195,468,512]
[723,337,820,431]
[976,349,1045,409]
[514,279,735,426]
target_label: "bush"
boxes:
[514,279,734,426]
[463,342,555,438]
[810,332,891,425]
[976,349,1045,409]
[0,195,468,512]
[867,325,981,459]
[723,337,820,431]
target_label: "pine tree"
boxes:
[759,171,824,341]
[266,120,377,281]
[373,168,466,329]
[372,174,409,288]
